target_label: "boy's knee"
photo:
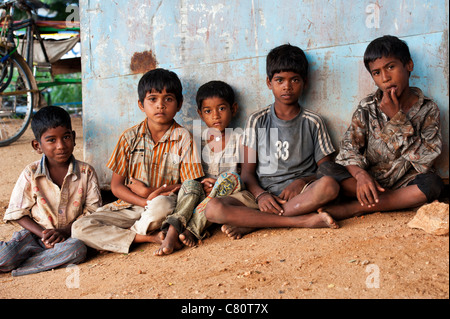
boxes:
[0,246,19,272]
[71,218,91,241]
[147,194,176,217]
[71,238,88,261]
[411,173,445,203]
[58,238,87,265]
[0,230,40,272]
[0,260,16,272]
[316,176,340,200]
[204,198,225,223]
[180,179,203,196]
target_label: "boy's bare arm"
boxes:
[147,184,181,201]
[240,146,264,197]
[17,216,45,238]
[17,216,65,248]
[127,177,153,197]
[110,172,148,207]
[241,145,285,214]
[346,164,384,208]
[278,155,331,201]
[279,179,310,201]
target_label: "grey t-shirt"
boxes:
[201,130,242,179]
[243,104,335,195]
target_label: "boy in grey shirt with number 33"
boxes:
[205,44,342,239]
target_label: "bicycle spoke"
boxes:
[0,53,37,146]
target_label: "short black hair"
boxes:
[31,106,72,141]
[266,44,308,81]
[195,80,235,110]
[364,35,412,72]
[138,68,183,105]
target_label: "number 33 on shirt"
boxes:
[275,140,289,161]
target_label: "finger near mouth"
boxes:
[387,86,397,92]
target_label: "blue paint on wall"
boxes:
[79,0,449,187]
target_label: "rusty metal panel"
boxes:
[79,0,449,188]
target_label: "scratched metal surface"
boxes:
[79,0,449,188]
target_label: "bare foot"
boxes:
[134,231,165,244]
[179,230,197,247]
[289,212,339,229]
[221,224,256,240]
[318,202,362,220]
[154,225,183,256]
[316,212,339,229]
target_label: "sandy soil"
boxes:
[0,117,448,300]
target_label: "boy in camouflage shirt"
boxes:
[318,35,444,220]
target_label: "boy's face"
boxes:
[197,96,237,133]
[368,55,413,98]
[138,88,182,126]
[32,125,75,166]
[266,71,305,107]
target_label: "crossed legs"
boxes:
[205,176,340,239]
[318,178,428,220]
[316,163,443,220]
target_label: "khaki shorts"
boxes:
[228,190,260,209]
[229,180,315,209]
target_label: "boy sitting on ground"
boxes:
[155,80,243,255]
[72,68,204,254]
[205,44,341,239]
[318,35,444,219]
[1,106,102,276]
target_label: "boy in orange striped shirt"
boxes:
[72,69,204,254]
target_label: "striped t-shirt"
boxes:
[107,120,204,206]
[243,104,335,196]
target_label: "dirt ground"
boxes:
[0,117,448,301]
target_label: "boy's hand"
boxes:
[354,170,385,208]
[41,229,66,249]
[201,178,216,196]
[147,184,181,201]
[257,193,286,215]
[279,179,306,201]
[380,88,401,119]
[127,177,151,197]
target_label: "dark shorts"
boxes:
[316,161,352,183]
[407,172,444,203]
[317,161,444,203]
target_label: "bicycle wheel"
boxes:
[0,51,39,146]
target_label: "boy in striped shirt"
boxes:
[72,69,204,254]
[205,44,340,239]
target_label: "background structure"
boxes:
[79,0,449,188]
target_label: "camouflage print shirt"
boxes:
[336,87,442,189]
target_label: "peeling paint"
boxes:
[80,0,449,187]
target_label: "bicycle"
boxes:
[0,0,80,146]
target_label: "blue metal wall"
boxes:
[79,0,449,188]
